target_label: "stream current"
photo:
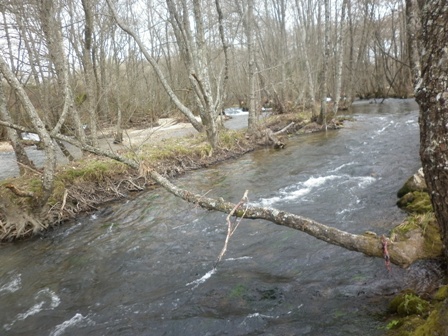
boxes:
[0,99,443,335]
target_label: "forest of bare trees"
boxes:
[0,0,412,143]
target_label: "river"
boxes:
[0,99,443,335]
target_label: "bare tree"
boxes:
[0,75,35,174]
[0,55,56,207]
[0,7,35,174]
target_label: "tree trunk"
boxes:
[0,76,35,174]
[246,0,258,130]
[81,0,99,147]
[332,0,348,114]
[295,0,316,111]
[411,0,448,262]
[0,56,56,207]
[319,0,330,128]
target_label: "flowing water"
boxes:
[0,99,444,335]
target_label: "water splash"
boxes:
[50,313,95,336]
[4,288,60,331]
[0,274,21,294]
[186,268,216,289]
[225,256,252,261]
[256,175,341,206]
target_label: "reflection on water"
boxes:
[0,99,442,335]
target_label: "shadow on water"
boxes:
[0,99,444,335]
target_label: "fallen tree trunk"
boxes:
[149,169,442,268]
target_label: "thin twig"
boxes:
[214,190,249,268]
[17,162,42,175]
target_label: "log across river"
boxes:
[0,99,444,335]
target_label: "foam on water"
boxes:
[254,172,377,208]
[50,313,94,336]
[329,162,356,173]
[186,268,216,289]
[0,274,21,294]
[225,256,252,261]
[256,175,341,206]
[354,175,376,188]
[4,288,60,331]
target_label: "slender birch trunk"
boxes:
[0,56,56,207]
[332,0,348,114]
[319,0,330,129]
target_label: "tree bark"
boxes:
[332,0,348,114]
[412,0,448,262]
[81,0,99,147]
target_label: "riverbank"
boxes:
[0,111,323,241]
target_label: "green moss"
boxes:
[388,298,448,335]
[386,319,403,330]
[397,191,432,213]
[433,285,448,301]
[392,213,435,236]
[412,303,447,336]
[387,316,426,335]
[421,221,444,258]
[389,291,430,317]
